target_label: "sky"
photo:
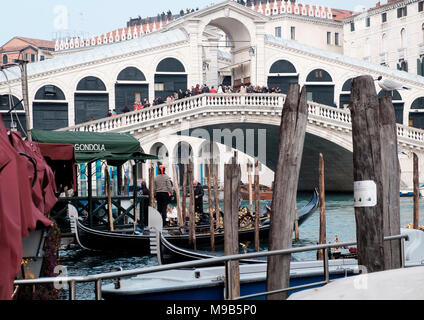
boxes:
[0,0,381,46]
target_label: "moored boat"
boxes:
[157,231,269,265]
[100,228,424,300]
[288,266,424,300]
[240,184,273,201]
[101,260,358,300]
[400,184,424,197]
[70,189,319,253]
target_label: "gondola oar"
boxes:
[105,165,114,232]
[172,164,183,226]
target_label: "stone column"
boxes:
[108,81,115,114]
[254,23,267,87]
[148,74,155,104]
[205,37,219,88]
[187,22,202,87]
[67,93,75,127]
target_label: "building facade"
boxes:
[343,0,424,75]
[0,37,55,66]
[1,0,424,133]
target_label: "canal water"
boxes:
[58,192,424,300]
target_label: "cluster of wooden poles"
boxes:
[139,155,269,253]
[413,153,421,230]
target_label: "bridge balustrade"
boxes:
[59,93,424,150]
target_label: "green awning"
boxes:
[31,129,158,165]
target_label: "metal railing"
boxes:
[58,93,424,149]
[13,234,408,300]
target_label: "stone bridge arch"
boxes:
[134,116,354,192]
[192,3,266,88]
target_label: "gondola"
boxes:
[400,184,424,197]
[157,231,269,265]
[70,188,319,254]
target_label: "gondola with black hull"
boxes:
[70,188,319,254]
[157,231,270,265]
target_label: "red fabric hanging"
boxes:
[0,115,54,300]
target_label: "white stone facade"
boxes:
[343,0,424,75]
[1,1,423,127]
[1,0,424,191]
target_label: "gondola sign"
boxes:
[74,144,106,152]
[354,180,377,208]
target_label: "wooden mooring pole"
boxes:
[206,162,215,252]
[188,160,196,250]
[224,156,241,300]
[182,164,188,223]
[266,84,308,300]
[247,161,254,227]
[213,164,220,231]
[317,153,326,259]
[254,159,260,252]
[294,209,299,243]
[149,163,155,208]
[379,95,401,269]
[132,164,138,228]
[350,75,384,273]
[350,75,401,272]
[413,153,419,229]
[172,164,183,226]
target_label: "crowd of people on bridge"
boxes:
[105,83,283,117]
[151,84,283,107]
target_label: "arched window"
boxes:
[34,85,66,100]
[305,69,334,107]
[409,97,424,128]
[269,59,297,74]
[306,69,333,82]
[75,76,109,124]
[267,59,299,94]
[411,97,424,110]
[156,58,186,73]
[339,78,354,108]
[399,60,408,72]
[2,54,8,65]
[117,67,146,81]
[378,89,404,124]
[341,78,353,92]
[115,67,148,114]
[33,85,68,130]
[76,76,106,91]
[401,28,407,48]
[0,95,26,134]
[155,58,187,100]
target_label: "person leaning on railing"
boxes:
[143,98,150,108]
[133,102,143,111]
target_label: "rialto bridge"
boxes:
[60,93,424,192]
[1,0,424,191]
